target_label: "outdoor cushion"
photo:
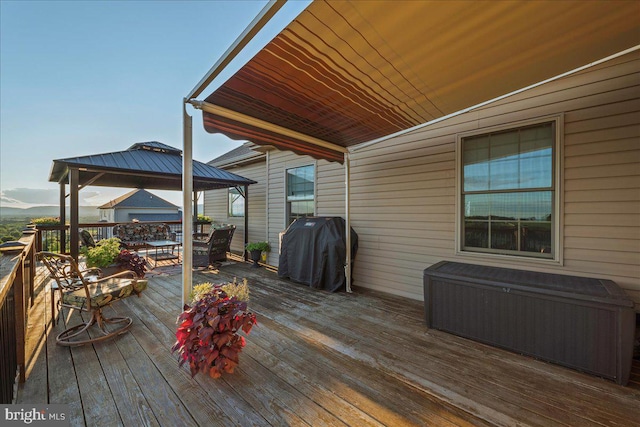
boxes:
[62,278,148,309]
[113,223,176,248]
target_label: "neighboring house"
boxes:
[203,50,640,309]
[99,189,181,223]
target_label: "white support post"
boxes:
[182,100,194,307]
[344,152,352,293]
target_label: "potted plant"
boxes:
[245,241,270,268]
[84,237,122,271]
[116,249,147,278]
[194,214,213,235]
[83,237,146,277]
[195,214,212,224]
[29,216,62,226]
[172,279,257,378]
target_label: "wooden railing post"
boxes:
[26,241,35,308]
[35,229,43,252]
[0,233,35,402]
[13,253,26,383]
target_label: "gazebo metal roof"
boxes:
[49,141,255,261]
[49,141,256,191]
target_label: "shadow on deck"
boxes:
[17,260,640,426]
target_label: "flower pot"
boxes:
[99,264,125,277]
[249,249,262,268]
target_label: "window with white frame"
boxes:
[286,164,315,225]
[228,187,244,217]
[460,120,556,258]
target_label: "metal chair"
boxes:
[38,251,147,346]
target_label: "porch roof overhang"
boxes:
[196,0,639,163]
[49,141,256,191]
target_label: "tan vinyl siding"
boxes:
[349,50,640,307]
[209,51,640,308]
[265,151,345,266]
[316,160,346,216]
[203,161,267,254]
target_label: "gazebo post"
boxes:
[193,190,198,220]
[69,168,80,261]
[59,181,66,254]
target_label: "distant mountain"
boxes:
[0,206,100,221]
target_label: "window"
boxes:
[460,121,556,258]
[286,165,315,225]
[228,187,244,217]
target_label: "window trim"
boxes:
[228,187,245,218]
[284,162,316,227]
[455,115,563,265]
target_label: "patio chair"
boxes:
[79,229,96,248]
[38,251,147,346]
[193,225,236,267]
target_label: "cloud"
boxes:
[1,188,103,207]
[1,194,26,206]
[3,188,60,205]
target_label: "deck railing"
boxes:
[34,220,184,254]
[0,231,36,404]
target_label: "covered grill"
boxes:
[278,217,358,292]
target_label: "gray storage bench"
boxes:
[423,261,635,385]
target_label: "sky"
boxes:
[0,0,310,209]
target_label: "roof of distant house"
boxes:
[98,189,178,209]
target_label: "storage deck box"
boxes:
[423,261,635,385]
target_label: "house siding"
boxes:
[348,50,640,307]
[203,161,267,254]
[202,51,639,309]
[112,208,179,223]
[265,151,345,266]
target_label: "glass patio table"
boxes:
[145,240,181,269]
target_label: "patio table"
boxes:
[145,240,181,269]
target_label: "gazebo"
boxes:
[48,141,256,265]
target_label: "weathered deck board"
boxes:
[144,276,355,427]
[237,280,547,426]
[123,287,270,427]
[48,314,85,426]
[17,274,48,404]
[16,261,640,427]
[67,312,122,427]
[92,330,160,427]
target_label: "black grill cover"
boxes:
[278,217,358,292]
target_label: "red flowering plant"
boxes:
[116,249,147,278]
[171,280,257,378]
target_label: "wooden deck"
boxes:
[17,260,640,427]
